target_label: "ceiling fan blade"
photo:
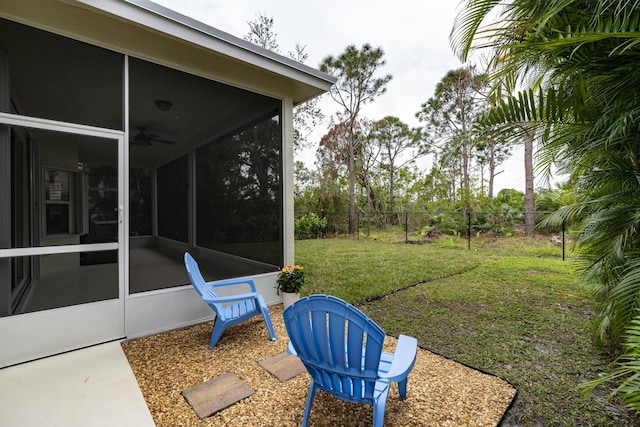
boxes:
[129,127,175,146]
[150,138,176,145]
[130,139,152,147]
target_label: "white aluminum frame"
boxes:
[0,112,126,367]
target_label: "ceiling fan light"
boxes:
[154,99,173,111]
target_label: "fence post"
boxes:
[356,211,359,240]
[467,212,471,250]
[405,211,409,243]
[562,219,565,261]
[366,211,370,237]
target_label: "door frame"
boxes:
[0,112,126,367]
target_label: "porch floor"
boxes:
[0,341,155,427]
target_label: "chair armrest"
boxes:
[286,341,298,356]
[203,292,258,304]
[378,334,418,382]
[205,277,257,292]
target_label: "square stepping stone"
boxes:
[259,352,306,382]
[182,373,253,419]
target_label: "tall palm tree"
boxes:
[451,0,640,409]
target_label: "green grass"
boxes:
[295,238,636,426]
[297,238,498,302]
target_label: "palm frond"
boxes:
[581,310,640,411]
[450,0,503,61]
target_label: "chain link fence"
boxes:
[296,210,570,259]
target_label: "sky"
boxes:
[152,0,539,193]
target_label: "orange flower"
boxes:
[282,265,303,273]
[276,264,305,294]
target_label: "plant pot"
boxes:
[282,292,300,309]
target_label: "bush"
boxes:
[417,212,467,237]
[295,213,327,239]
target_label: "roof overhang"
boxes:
[0,0,335,104]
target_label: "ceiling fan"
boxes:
[130,127,176,147]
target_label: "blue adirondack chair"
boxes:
[184,252,276,349]
[283,294,418,427]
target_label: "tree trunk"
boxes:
[524,130,535,237]
[462,140,470,211]
[348,142,356,235]
[488,141,495,199]
[347,122,357,235]
[388,168,396,224]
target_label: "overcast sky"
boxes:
[152,0,538,193]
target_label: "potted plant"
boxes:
[276,264,304,309]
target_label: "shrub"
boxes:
[295,213,327,239]
[418,212,467,237]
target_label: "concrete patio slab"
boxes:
[0,341,154,427]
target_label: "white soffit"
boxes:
[82,0,336,102]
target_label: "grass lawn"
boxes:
[295,238,636,426]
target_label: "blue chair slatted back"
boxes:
[284,294,385,402]
[184,252,224,313]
